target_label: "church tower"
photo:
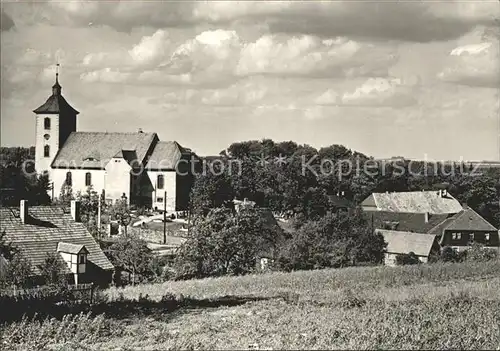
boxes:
[33,66,79,176]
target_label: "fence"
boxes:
[0,283,96,303]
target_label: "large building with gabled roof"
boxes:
[33,72,196,212]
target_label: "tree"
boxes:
[109,195,132,235]
[0,228,17,260]
[56,183,74,207]
[175,207,279,279]
[395,252,421,265]
[37,252,67,286]
[76,186,101,238]
[1,252,33,288]
[277,209,386,271]
[108,232,154,285]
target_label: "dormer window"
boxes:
[79,254,86,264]
[44,117,51,130]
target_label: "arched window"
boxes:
[44,117,51,130]
[65,171,72,186]
[157,174,164,189]
[44,145,50,157]
[85,172,92,186]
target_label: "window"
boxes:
[44,145,50,158]
[470,233,475,241]
[157,174,164,189]
[485,233,490,242]
[44,117,51,130]
[85,172,92,186]
[156,197,164,203]
[65,171,72,186]
[44,134,50,140]
[452,232,462,240]
[79,254,86,264]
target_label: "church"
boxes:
[33,71,196,212]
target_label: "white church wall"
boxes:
[147,170,177,212]
[52,169,106,199]
[105,158,131,204]
[35,114,60,176]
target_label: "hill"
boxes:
[3,261,500,349]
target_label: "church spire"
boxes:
[52,63,61,96]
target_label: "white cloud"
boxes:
[128,29,169,65]
[438,30,499,88]
[80,68,131,83]
[340,77,417,107]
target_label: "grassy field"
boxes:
[2,261,500,350]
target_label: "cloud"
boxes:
[1,9,15,32]
[8,1,495,42]
[438,29,499,88]
[80,29,398,87]
[339,77,418,107]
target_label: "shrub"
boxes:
[395,252,421,266]
[466,242,498,262]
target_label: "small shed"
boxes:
[57,242,89,285]
[376,229,439,266]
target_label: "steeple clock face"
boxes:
[44,134,50,140]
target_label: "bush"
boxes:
[395,252,421,266]
[466,242,498,262]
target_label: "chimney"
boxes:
[20,200,29,224]
[424,212,429,223]
[138,128,143,133]
[71,200,81,222]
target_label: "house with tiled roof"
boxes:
[361,190,499,253]
[32,71,196,212]
[361,190,463,214]
[0,200,114,286]
[376,229,440,266]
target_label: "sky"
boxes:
[1,1,499,161]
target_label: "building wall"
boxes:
[35,114,60,176]
[105,158,131,204]
[384,252,428,266]
[52,169,106,199]
[147,170,176,212]
[441,230,499,248]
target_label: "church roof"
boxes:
[33,94,80,115]
[51,131,158,169]
[146,141,191,170]
[33,75,79,115]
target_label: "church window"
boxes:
[85,172,92,186]
[44,134,50,140]
[156,197,164,203]
[44,145,50,157]
[157,175,164,189]
[65,172,72,186]
[44,117,51,130]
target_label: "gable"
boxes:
[443,208,497,232]
[145,141,189,170]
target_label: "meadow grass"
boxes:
[2,261,500,350]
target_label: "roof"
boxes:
[429,207,497,234]
[327,195,352,208]
[364,211,452,233]
[0,206,114,274]
[57,242,89,255]
[51,132,158,169]
[33,94,80,115]
[145,141,190,170]
[377,229,437,257]
[361,191,463,214]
